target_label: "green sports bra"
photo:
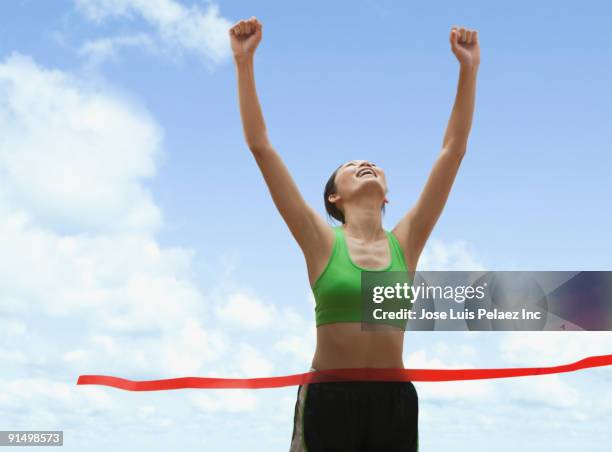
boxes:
[312,225,410,328]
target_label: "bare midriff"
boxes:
[311,322,405,370]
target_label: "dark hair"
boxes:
[324,163,386,224]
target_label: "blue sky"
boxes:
[0,1,611,451]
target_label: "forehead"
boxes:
[341,159,374,167]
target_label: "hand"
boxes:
[449,26,480,68]
[229,16,263,59]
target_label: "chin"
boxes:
[354,180,386,195]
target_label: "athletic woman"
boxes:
[229,17,479,452]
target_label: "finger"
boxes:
[249,17,257,33]
[460,27,466,43]
[473,29,478,45]
[449,27,458,48]
[466,30,473,44]
[247,17,257,33]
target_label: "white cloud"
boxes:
[0,318,27,337]
[74,0,233,66]
[0,52,163,234]
[136,405,174,427]
[0,349,28,365]
[234,343,274,378]
[273,333,316,368]
[191,390,258,413]
[273,393,299,424]
[214,291,276,330]
[58,319,229,377]
[504,374,579,408]
[0,51,219,353]
[0,51,326,447]
[78,33,157,65]
[0,51,282,433]
[500,331,612,366]
[0,377,114,416]
[158,320,229,375]
[419,238,486,271]
[272,308,316,370]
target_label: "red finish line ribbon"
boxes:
[76,354,612,391]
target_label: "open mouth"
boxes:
[356,167,377,178]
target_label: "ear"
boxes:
[328,193,341,204]
[383,196,389,204]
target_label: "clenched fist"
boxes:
[450,26,480,68]
[229,16,262,59]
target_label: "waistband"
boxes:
[305,366,416,389]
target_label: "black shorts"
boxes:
[289,369,419,452]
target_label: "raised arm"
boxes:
[229,17,332,263]
[393,26,480,271]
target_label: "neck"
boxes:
[341,198,385,241]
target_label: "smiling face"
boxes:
[324,160,388,222]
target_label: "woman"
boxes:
[229,17,479,452]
